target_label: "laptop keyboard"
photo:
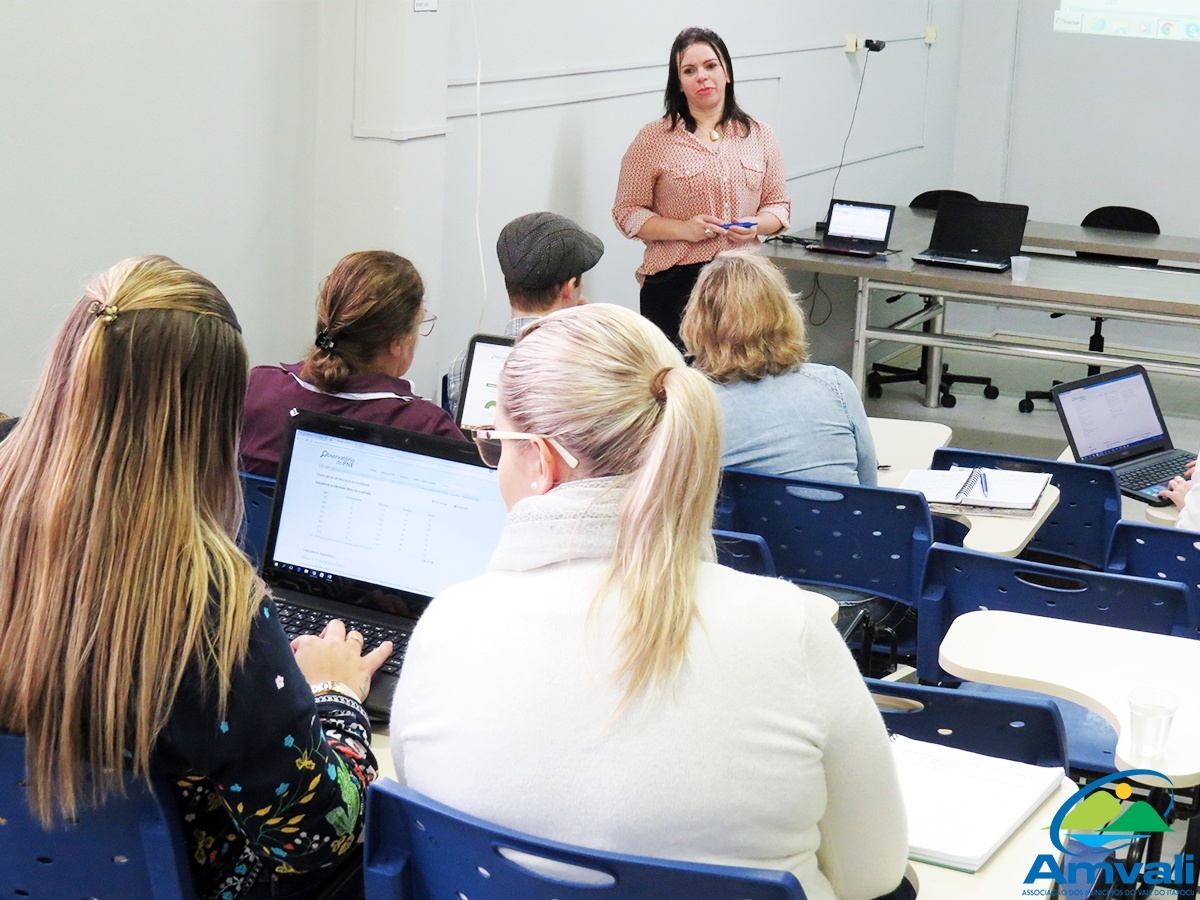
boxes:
[1118,450,1197,491]
[274,599,411,677]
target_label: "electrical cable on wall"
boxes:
[469,0,488,329]
[828,46,875,204]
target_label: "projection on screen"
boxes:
[1055,1,1200,40]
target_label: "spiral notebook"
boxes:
[898,466,1050,515]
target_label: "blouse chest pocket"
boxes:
[741,159,764,192]
[666,162,706,186]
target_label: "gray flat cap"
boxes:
[496,212,604,291]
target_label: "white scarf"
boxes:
[488,477,627,573]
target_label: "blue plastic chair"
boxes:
[867,679,1068,769]
[712,529,776,577]
[717,468,934,608]
[0,732,194,899]
[363,780,806,899]
[238,471,276,569]
[930,448,1121,570]
[918,543,1188,776]
[1106,519,1200,639]
[918,544,1187,685]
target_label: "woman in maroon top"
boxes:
[239,251,464,477]
[613,27,790,348]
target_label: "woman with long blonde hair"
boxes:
[389,303,907,900]
[0,256,391,899]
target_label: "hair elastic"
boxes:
[89,301,119,324]
[649,366,672,404]
[314,329,336,351]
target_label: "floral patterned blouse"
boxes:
[154,599,377,900]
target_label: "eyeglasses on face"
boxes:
[470,428,580,470]
[418,312,438,337]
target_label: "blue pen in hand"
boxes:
[722,221,755,229]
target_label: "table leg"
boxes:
[923,298,946,409]
[852,276,870,393]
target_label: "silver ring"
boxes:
[348,631,364,644]
[704,228,712,236]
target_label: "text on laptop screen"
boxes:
[1055,371,1167,461]
[270,429,507,598]
[459,338,513,430]
[827,202,892,242]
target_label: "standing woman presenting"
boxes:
[613,26,791,346]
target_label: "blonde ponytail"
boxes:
[500,305,721,703]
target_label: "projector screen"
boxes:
[1054,1,1200,40]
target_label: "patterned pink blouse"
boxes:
[612,117,791,282]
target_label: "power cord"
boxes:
[828,49,872,203]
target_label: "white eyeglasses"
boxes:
[470,428,579,470]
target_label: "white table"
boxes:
[868,417,952,472]
[939,610,1200,787]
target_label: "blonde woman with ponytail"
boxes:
[0,257,392,900]
[390,303,908,900]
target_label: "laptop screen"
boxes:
[1052,366,1170,464]
[927,199,1028,259]
[263,412,508,612]
[457,333,515,430]
[826,200,893,243]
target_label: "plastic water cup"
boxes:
[1128,687,1179,758]
[1010,255,1031,282]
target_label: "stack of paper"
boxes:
[898,466,1051,516]
[891,734,1065,872]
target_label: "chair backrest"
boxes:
[713,529,776,577]
[0,732,194,899]
[867,678,1068,769]
[717,468,933,606]
[930,447,1121,570]
[917,544,1188,683]
[909,189,977,211]
[1078,205,1160,266]
[238,471,277,569]
[440,373,453,414]
[1106,520,1200,638]
[364,780,806,900]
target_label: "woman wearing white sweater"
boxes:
[389,303,908,900]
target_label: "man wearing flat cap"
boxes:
[445,211,604,419]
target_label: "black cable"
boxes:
[828,50,872,203]
[806,273,833,327]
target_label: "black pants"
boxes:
[639,261,707,351]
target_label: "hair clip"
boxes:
[314,329,336,351]
[89,301,119,324]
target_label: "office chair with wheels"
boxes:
[867,190,1000,409]
[1019,206,1160,413]
[0,732,195,899]
[363,779,808,899]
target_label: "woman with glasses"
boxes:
[681,249,877,484]
[240,250,463,476]
[390,303,908,900]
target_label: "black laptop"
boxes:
[1052,365,1195,506]
[456,333,515,431]
[260,410,508,717]
[912,198,1029,271]
[805,198,895,258]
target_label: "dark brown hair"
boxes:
[662,27,752,136]
[300,251,424,391]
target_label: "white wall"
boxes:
[953,0,1200,358]
[0,0,968,415]
[0,0,324,414]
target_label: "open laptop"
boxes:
[456,333,515,430]
[912,198,1029,271]
[260,409,508,717]
[1052,365,1196,506]
[805,198,895,258]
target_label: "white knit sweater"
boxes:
[390,478,908,900]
